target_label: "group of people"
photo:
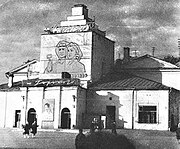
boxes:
[22,118,38,138]
[89,118,104,133]
[75,118,117,149]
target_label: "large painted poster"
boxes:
[40,32,92,80]
[42,99,55,121]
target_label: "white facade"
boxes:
[86,90,169,130]
[0,85,86,129]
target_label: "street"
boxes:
[0,128,179,149]
[0,128,78,149]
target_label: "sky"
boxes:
[0,0,180,83]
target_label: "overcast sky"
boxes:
[0,0,180,83]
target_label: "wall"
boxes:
[169,89,180,131]
[76,87,87,128]
[0,92,8,127]
[61,86,78,129]
[40,32,92,83]
[27,87,44,128]
[134,90,169,130]
[86,90,131,129]
[42,87,60,129]
[86,89,169,130]
[0,91,23,128]
[91,32,114,82]
[162,70,180,90]
[130,69,180,91]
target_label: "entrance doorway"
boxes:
[61,108,71,129]
[106,106,116,128]
[14,110,21,128]
[27,108,36,125]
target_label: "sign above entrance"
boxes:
[44,22,97,34]
[21,78,80,87]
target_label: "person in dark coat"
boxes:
[112,121,117,135]
[176,123,180,143]
[75,129,86,149]
[22,124,30,138]
[31,117,38,138]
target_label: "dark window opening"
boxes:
[138,106,157,124]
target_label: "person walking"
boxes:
[75,129,86,149]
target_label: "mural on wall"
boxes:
[42,99,55,121]
[44,40,87,78]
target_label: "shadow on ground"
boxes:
[83,131,136,149]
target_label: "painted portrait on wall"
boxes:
[40,32,92,80]
[42,99,55,121]
[44,40,86,76]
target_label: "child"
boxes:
[22,124,30,138]
[176,123,180,144]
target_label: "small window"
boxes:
[138,106,157,124]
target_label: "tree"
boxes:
[163,55,180,65]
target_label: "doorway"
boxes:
[27,108,36,125]
[14,110,21,128]
[106,106,116,128]
[61,108,71,129]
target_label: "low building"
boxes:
[86,71,180,130]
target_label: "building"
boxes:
[115,48,180,91]
[0,4,114,129]
[0,4,180,131]
[86,54,180,130]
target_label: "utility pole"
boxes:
[152,47,155,57]
[178,39,180,57]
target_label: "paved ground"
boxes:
[118,129,180,149]
[0,128,78,149]
[0,128,179,149]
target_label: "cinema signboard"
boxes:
[20,78,80,87]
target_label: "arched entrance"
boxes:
[61,108,71,129]
[27,108,36,125]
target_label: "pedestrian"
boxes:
[112,121,117,135]
[31,117,38,138]
[90,121,95,133]
[75,129,86,149]
[92,118,99,132]
[176,123,180,143]
[22,123,30,138]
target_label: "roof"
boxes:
[88,72,169,90]
[5,59,38,77]
[117,54,179,69]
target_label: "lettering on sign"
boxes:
[22,79,80,87]
[44,23,96,34]
[44,25,89,34]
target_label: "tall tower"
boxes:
[40,4,115,87]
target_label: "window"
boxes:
[138,106,157,123]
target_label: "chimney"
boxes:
[72,4,88,20]
[8,74,13,88]
[123,47,130,62]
